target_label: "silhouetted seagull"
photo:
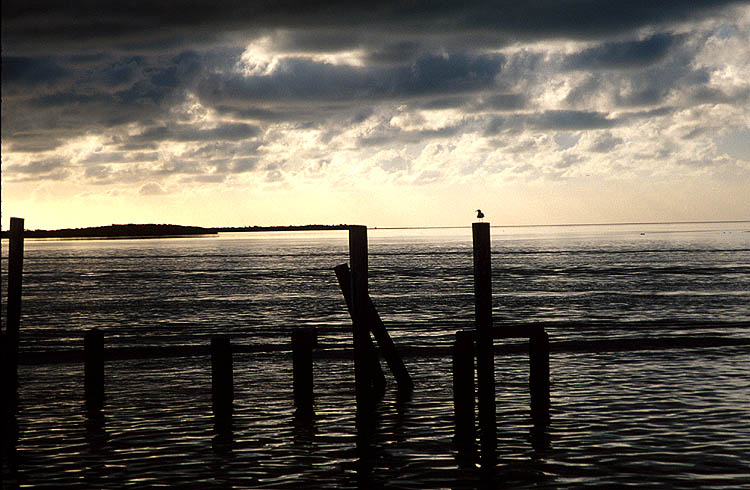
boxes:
[476,209,485,221]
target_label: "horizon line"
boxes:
[370,219,750,230]
[2,219,749,234]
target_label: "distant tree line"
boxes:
[1,223,350,238]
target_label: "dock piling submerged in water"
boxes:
[452,222,551,468]
[84,328,105,412]
[292,327,316,414]
[4,217,25,404]
[211,335,233,418]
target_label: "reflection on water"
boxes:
[6,346,750,488]
[2,223,750,487]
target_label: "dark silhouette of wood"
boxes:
[334,263,386,394]
[348,226,376,411]
[529,331,550,422]
[5,218,24,399]
[292,327,315,414]
[334,263,412,392]
[211,336,233,418]
[492,324,545,338]
[453,330,475,451]
[472,222,496,466]
[84,328,105,412]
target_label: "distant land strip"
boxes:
[1,223,350,239]
[2,220,748,239]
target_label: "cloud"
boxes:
[6,157,70,180]
[2,56,70,87]
[587,132,624,153]
[132,122,261,143]
[531,110,617,130]
[2,1,739,55]
[198,52,505,109]
[139,182,167,195]
[564,34,679,70]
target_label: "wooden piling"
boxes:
[84,328,105,411]
[6,217,24,395]
[292,327,315,413]
[472,222,496,463]
[529,331,550,422]
[453,330,475,450]
[211,336,233,417]
[349,226,374,410]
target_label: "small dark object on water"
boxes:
[476,209,484,220]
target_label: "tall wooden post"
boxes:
[529,331,550,422]
[5,217,24,399]
[211,336,233,418]
[453,330,475,451]
[292,327,315,414]
[84,328,105,412]
[472,222,495,465]
[349,225,373,411]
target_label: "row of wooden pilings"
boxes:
[2,219,550,471]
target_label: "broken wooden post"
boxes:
[453,330,475,450]
[335,263,411,393]
[5,217,24,400]
[292,327,315,414]
[529,331,550,422]
[472,222,496,464]
[84,328,105,412]
[211,336,233,417]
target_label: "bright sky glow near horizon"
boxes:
[2,1,750,230]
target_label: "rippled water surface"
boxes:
[3,222,750,488]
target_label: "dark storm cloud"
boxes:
[2,0,740,55]
[6,157,70,180]
[533,110,616,130]
[564,33,680,70]
[197,52,505,107]
[2,56,71,86]
[6,133,64,153]
[132,122,261,143]
[485,110,618,135]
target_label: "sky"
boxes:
[2,1,749,230]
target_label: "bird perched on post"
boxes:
[476,209,484,221]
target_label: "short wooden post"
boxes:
[453,330,475,450]
[84,328,105,411]
[349,226,373,410]
[211,336,233,417]
[472,222,496,464]
[292,327,314,413]
[529,331,550,422]
[5,217,24,397]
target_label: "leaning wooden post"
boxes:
[6,217,24,399]
[529,331,550,423]
[333,264,387,394]
[292,327,314,414]
[211,336,233,418]
[453,330,475,450]
[472,222,496,464]
[349,225,373,411]
[84,328,105,412]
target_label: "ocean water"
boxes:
[2,222,750,488]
